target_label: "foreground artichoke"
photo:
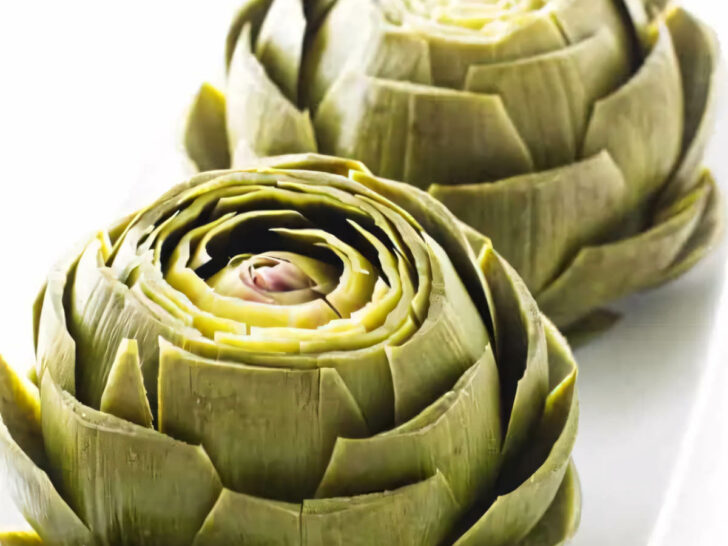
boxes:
[0,155,579,545]
[185,0,723,331]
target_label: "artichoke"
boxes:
[0,155,579,545]
[185,0,723,332]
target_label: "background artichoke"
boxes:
[0,155,578,545]
[185,0,723,332]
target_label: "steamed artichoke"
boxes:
[185,0,723,331]
[0,155,579,545]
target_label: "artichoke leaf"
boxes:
[516,460,581,546]
[402,85,535,186]
[192,489,301,546]
[387,234,489,424]
[98,339,153,428]
[0,532,44,546]
[317,346,395,434]
[658,7,721,206]
[453,333,578,546]
[184,83,231,171]
[254,0,306,102]
[465,28,631,170]
[226,25,316,164]
[302,471,460,546]
[648,172,724,287]
[305,0,337,29]
[499,319,577,490]
[315,347,501,509]
[300,0,382,110]
[480,249,549,471]
[194,472,463,546]
[0,361,92,546]
[36,274,76,395]
[582,24,683,208]
[252,152,372,177]
[158,340,368,502]
[40,373,222,546]
[34,234,92,393]
[0,356,45,466]
[31,284,46,355]
[70,239,193,409]
[537,179,712,328]
[224,0,273,70]
[431,151,629,293]
[553,0,633,49]
[316,72,534,187]
[350,171,494,335]
[426,15,566,89]
[314,72,412,183]
[619,0,651,46]
[351,27,431,84]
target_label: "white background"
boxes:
[0,1,726,544]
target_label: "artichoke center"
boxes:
[244,256,315,293]
[207,252,339,305]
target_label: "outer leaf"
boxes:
[69,239,193,410]
[465,27,630,170]
[315,73,534,188]
[254,0,306,101]
[538,179,713,328]
[40,374,222,546]
[302,471,461,546]
[620,0,651,45]
[226,25,316,165]
[0,356,44,466]
[516,460,581,546]
[316,346,395,435]
[349,171,494,334]
[659,7,721,205]
[224,0,273,69]
[193,473,466,546]
[387,234,489,424]
[158,340,368,501]
[253,152,372,177]
[300,0,381,110]
[426,16,566,89]
[582,24,683,207]
[453,324,578,546]
[350,28,432,84]
[36,264,78,395]
[315,349,501,509]
[553,0,634,49]
[184,83,230,171]
[431,152,629,293]
[192,490,300,546]
[479,250,549,466]
[99,339,153,428]
[0,362,92,546]
[648,171,724,287]
[0,532,43,545]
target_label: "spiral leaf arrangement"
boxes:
[0,156,578,545]
[186,0,723,333]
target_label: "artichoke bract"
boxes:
[185,0,723,331]
[0,155,579,545]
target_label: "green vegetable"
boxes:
[0,155,579,545]
[186,0,723,332]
